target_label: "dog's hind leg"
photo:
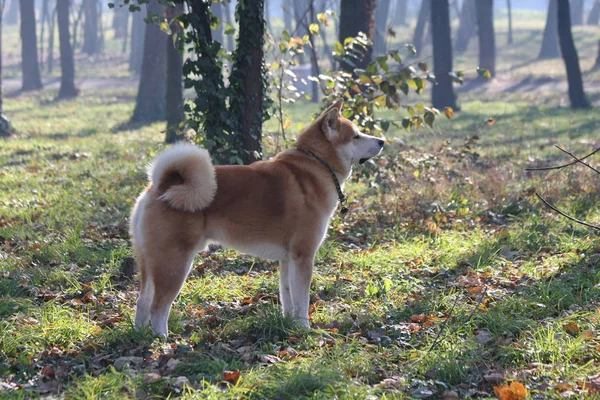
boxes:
[279,259,293,316]
[134,251,153,329]
[288,253,315,328]
[148,249,197,338]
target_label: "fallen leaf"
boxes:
[41,365,55,379]
[444,107,454,119]
[563,322,580,336]
[487,118,496,125]
[493,381,527,400]
[223,370,241,385]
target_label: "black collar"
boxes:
[295,148,348,216]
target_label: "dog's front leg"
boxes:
[288,254,314,328]
[279,259,293,316]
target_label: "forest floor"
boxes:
[1,11,600,400]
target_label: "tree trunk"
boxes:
[293,0,309,64]
[454,0,476,54]
[113,4,129,38]
[557,0,589,108]
[283,0,292,32]
[129,6,145,73]
[475,0,495,78]
[229,0,268,164]
[211,2,224,47]
[507,0,513,44]
[393,0,407,26]
[0,0,13,137]
[589,0,600,25]
[82,0,98,54]
[20,0,43,91]
[5,0,18,25]
[594,39,600,69]
[47,5,56,73]
[224,0,234,52]
[131,0,167,123]
[539,0,560,59]
[412,0,430,55]
[570,0,584,26]
[121,6,129,54]
[373,0,390,55]
[165,3,184,144]
[339,0,376,71]
[57,0,77,98]
[39,0,48,70]
[431,0,456,110]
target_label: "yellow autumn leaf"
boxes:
[283,119,292,129]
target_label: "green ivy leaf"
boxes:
[309,23,319,36]
[224,23,236,35]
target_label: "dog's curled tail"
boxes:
[148,143,217,212]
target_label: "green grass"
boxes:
[1,10,600,400]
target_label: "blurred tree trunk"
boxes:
[113,5,129,38]
[129,6,145,73]
[165,3,184,144]
[373,0,390,55]
[594,39,600,68]
[72,3,85,51]
[5,0,18,25]
[82,0,99,54]
[121,7,129,53]
[307,0,319,102]
[20,0,43,91]
[506,0,513,44]
[0,0,13,137]
[339,0,376,71]
[224,0,234,52]
[412,0,430,55]
[57,0,77,98]
[211,2,224,47]
[283,0,292,32]
[47,6,56,73]
[588,0,600,25]
[294,0,309,64]
[39,0,48,70]
[431,0,456,110]
[571,0,584,26]
[539,0,560,59]
[393,0,407,26]
[454,0,476,54]
[229,0,267,164]
[557,0,589,108]
[475,0,495,78]
[131,0,167,122]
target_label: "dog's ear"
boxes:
[321,107,340,141]
[327,98,344,111]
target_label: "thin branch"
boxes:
[555,145,600,175]
[535,193,600,230]
[525,146,600,171]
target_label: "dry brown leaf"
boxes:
[223,370,241,385]
[445,107,454,119]
[493,381,527,400]
[563,322,580,336]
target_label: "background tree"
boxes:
[19,0,43,91]
[570,0,584,26]
[475,0,495,78]
[507,0,513,44]
[129,5,145,73]
[557,0,589,108]
[112,5,129,39]
[5,0,17,25]
[339,0,376,71]
[57,0,77,98]
[82,0,99,54]
[589,0,600,25]
[131,0,167,123]
[412,0,430,55]
[431,0,456,110]
[539,0,560,59]
[373,0,391,55]
[454,0,476,54]
[165,3,184,144]
[393,0,407,26]
[0,0,12,137]
[211,2,224,47]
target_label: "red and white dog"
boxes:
[130,99,384,337]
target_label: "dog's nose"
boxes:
[378,139,385,147]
